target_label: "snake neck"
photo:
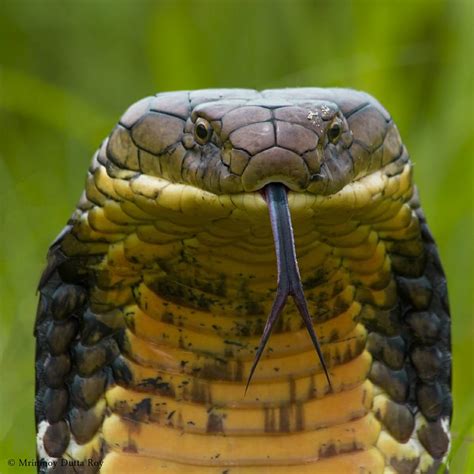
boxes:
[56,155,419,467]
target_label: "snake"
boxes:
[34,88,452,473]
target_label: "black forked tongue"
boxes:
[245,183,333,394]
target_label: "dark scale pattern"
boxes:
[47,319,79,356]
[366,189,451,464]
[43,421,70,458]
[418,420,451,459]
[70,371,108,410]
[43,388,69,424]
[386,194,450,461]
[369,362,409,403]
[379,399,414,443]
[35,242,124,473]
[367,333,406,370]
[411,205,452,427]
[69,406,105,444]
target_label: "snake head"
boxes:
[107,89,403,198]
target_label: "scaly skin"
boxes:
[35,89,451,473]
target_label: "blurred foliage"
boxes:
[0,0,472,472]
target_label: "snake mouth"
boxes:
[245,183,332,393]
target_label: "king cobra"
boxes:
[34,89,451,473]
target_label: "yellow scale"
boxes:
[61,162,436,473]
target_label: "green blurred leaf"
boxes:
[0,67,113,147]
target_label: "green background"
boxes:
[0,0,472,472]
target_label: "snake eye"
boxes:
[194,118,212,144]
[328,122,342,143]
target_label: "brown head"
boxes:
[107,88,403,197]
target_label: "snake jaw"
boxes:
[245,183,333,394]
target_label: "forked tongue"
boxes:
[245,183,332,393]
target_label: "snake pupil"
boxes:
[196,122,210,141]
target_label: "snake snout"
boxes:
[240,147,311,192]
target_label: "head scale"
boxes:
[105,88,403,197]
